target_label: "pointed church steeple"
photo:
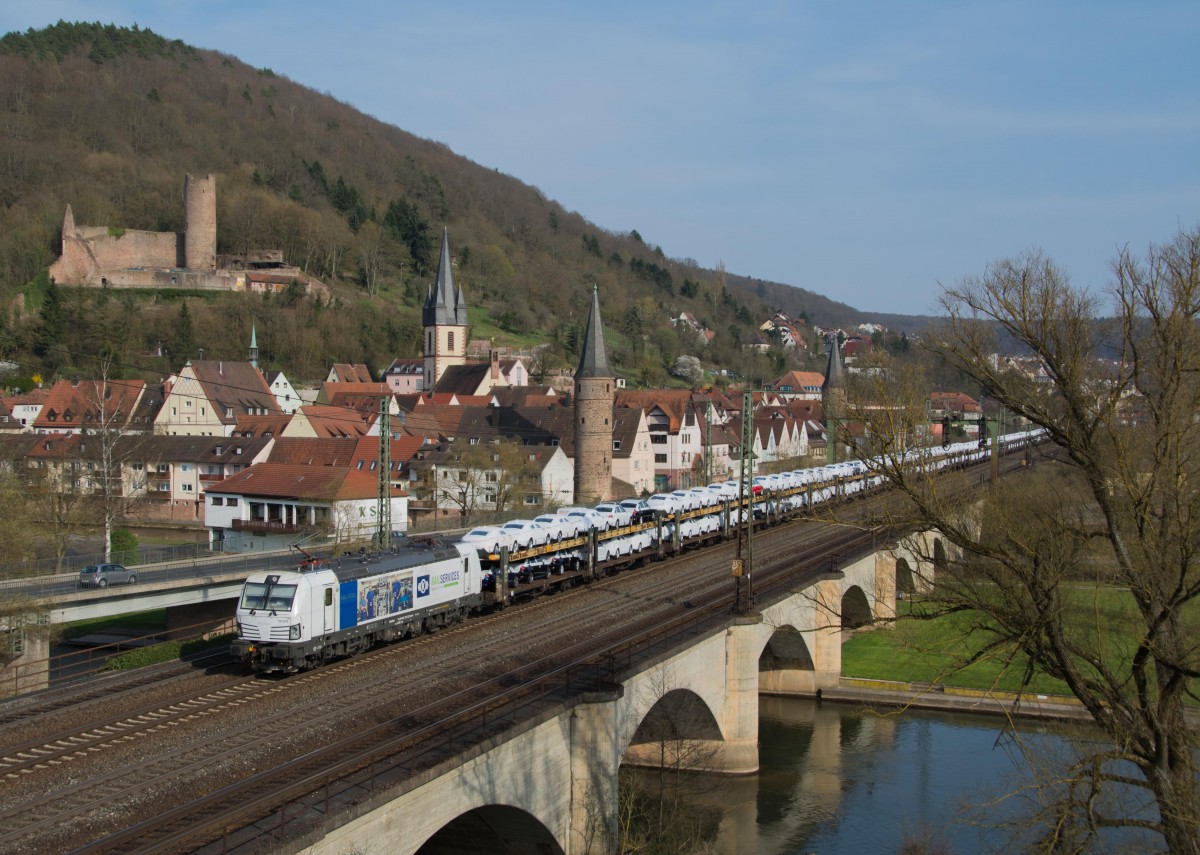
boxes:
[822,332,846,464]
[422,227,468,328]
[576,284,613,379]
[822,332,844,392]
[249,324,259,370]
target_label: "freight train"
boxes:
[231,431,1043,673]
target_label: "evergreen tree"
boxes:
[173,301,195,363]
[36,278,66,370]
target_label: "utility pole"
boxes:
[376,395,392,549]
[734,390,754,614]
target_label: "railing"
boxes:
[0,541,222,584]
[0,617,231,701]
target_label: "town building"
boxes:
[154,360,281,437]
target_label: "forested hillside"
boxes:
[0,22,888,387]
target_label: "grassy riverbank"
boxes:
[840,586,1187,697]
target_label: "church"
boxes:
[417,229,529,397]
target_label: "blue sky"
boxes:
[6,2,1198,315]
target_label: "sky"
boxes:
[5,2,1199,315]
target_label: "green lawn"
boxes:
[841,587,1192,698]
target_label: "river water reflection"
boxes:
[696,696,1146,854]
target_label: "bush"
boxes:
[99,632,236,671]
[110,528,139,565]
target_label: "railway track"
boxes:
[0,450,1038,852]
[0,518,848,852]
[67,522,867,854]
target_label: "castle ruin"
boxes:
[49,174,326,296]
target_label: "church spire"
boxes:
[422,227,467,327]
[821,332,844,392]
[576,284,612,379]
[249,323,259,370]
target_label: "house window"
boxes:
[212,497,224,506]
[655,454,667,464]
[185,399,193,408]
[524,495,541,505]
[612,440,621,451]
[448,332,455,351]
[182,483,193,492]
[156,464,169,473]
[227,498,239,507]
[651,435,667,444]
[132,463,144,471]
[181,463,192,472]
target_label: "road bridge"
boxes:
[278,531,950,855]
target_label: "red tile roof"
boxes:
[210,462,405,501]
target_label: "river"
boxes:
[627,696,1157,854]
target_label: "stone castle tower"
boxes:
[821,332,846,464]
[574,285,615,504]
[422,228,468,391]
[183,173,217,271]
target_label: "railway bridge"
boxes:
[293,531,949,855]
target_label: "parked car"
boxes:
[458,526,514,554]
[533,513,580,541]
[557,506,607,532]
[646,493,685,516]
[500,519,552,550]
[79,563,136,588]
[670,489,700,511]
[618,498,656,524]
[592,502,634,529]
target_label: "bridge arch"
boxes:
[933,537,948,576]
[415,805,563,854]
[622,687,725,772]
[895,556,915,597]
[840,585,872,628]
[758,624,824,695]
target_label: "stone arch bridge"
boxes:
[296,532,951,855]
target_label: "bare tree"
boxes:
[844,232,1200,852]
[24,463,90,572]
[85,358,149,562]
[0,469,36,568]
[617,666,724,853]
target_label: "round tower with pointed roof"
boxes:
[574,285,615,504]
[422,228,469,391]
[821,332,847,463]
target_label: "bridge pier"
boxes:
[715,613,763,775]
[569,686,625,854]
[165,597,237,639]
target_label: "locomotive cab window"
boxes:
[241,581,298,611]
[325,588,333,607]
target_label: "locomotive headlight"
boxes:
[289,624,302,640]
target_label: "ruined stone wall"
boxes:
[49,228,180,286]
